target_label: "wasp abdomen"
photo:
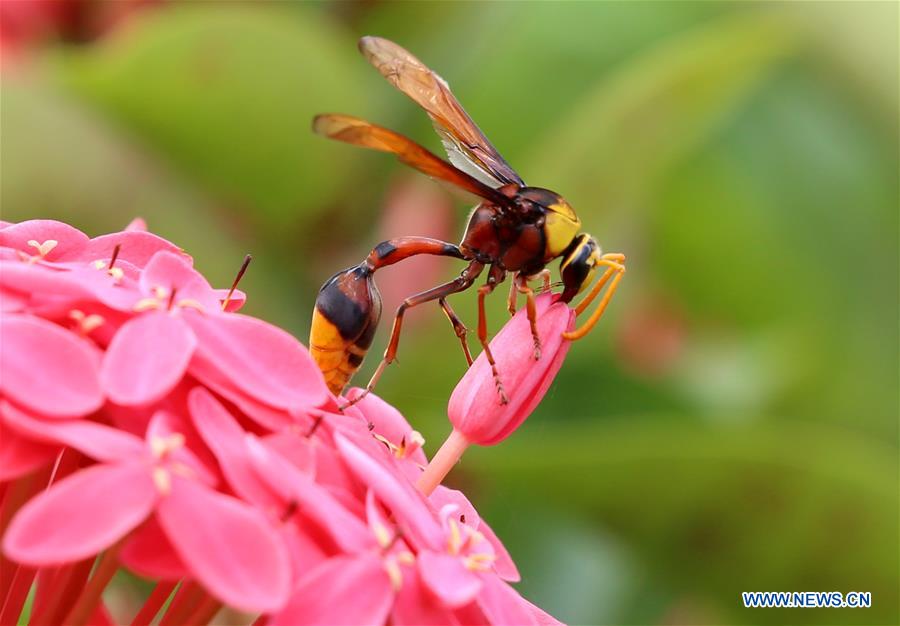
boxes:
[309,264,382,395]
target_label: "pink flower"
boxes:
[2,409,291,613]
[0,218,563,626]
[449,294,574,445]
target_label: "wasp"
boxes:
[309,37,626,405]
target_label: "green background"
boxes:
[2,1,897,624]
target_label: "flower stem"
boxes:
[0,564,36,625]
[415,429,471,496]
[130,580,177,626]
[61,543,122,626]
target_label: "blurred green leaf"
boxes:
[526,10,797,215]
[468,417,899,625]
[52,4,371,235]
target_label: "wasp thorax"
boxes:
[559,234,600,303]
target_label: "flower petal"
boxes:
[335,433,443,550]
[0,421,58,481]
[187,312,329,410]
[393,564,460,626]
[417,551,483,609]
[2,463,157,565]
[156,476,290,613]
[347,388,428,466]
[81,231,183,269]
[101,311,196,407]
[244,435,371,552]
[140,251,218,310]
[476,574,539,626]
[0,220,89,261]
[1,400,143,463]
[186,354,295,431]
[187,388,279,508]
[0,314,103,418]
[120,516,189,581]
[270,554,393,626]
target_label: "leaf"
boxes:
[53,4,370,232]
[525,10,797,213]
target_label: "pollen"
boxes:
[149,433,186,459]
[373,522,392,549]
[152,467,172,495]
[384,558,403,591]
[463,552,495,572]
[27,239,58,258]
[68,309,105,335]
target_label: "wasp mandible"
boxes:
[309,37,626,406]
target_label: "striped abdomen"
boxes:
[309,264,382,395]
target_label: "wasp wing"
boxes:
[313,114,510,206]
[359,36,525,189]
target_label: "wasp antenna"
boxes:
[222,254,252,311]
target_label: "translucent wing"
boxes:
[359,36,525,189]
[313,114,511,206]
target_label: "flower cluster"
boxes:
[0,219,563,625]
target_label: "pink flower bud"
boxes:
[448,294,574,445]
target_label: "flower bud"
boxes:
[448,294,574,445]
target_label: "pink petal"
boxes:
[430,487,480,529]
[476,574,539,626]
[2,462,157,565]
[335,433,443,550]
[101,311,196,406]
[261,431,316,476]
[0,420,58,481]
[213,287,246,312]
[244,435,371,552]
[145,410,218,487]
[81,231,183,269]
[125,218,147,232]
[418,551,483,609]
[156,476,290,613]
[0,314,103,417]
[187,388,279,508]
[0,261,140,311]
[187,354,294,431]
[347,388,428,466]
[0,220,89,260]
[270,554,393,626]
[449,295,574,445]
[1,400,144,463]
[120,517,189,581]
[0,288,27,312]
[393,564,460,626]
[140,251,218,310]
[187,312,329,410]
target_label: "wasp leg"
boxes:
[514,274,543,360]
[477,275,509,405]
[506,272,519,317]
[563,253,626,341]
[439,297,473,366]
[341,260,485,410]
